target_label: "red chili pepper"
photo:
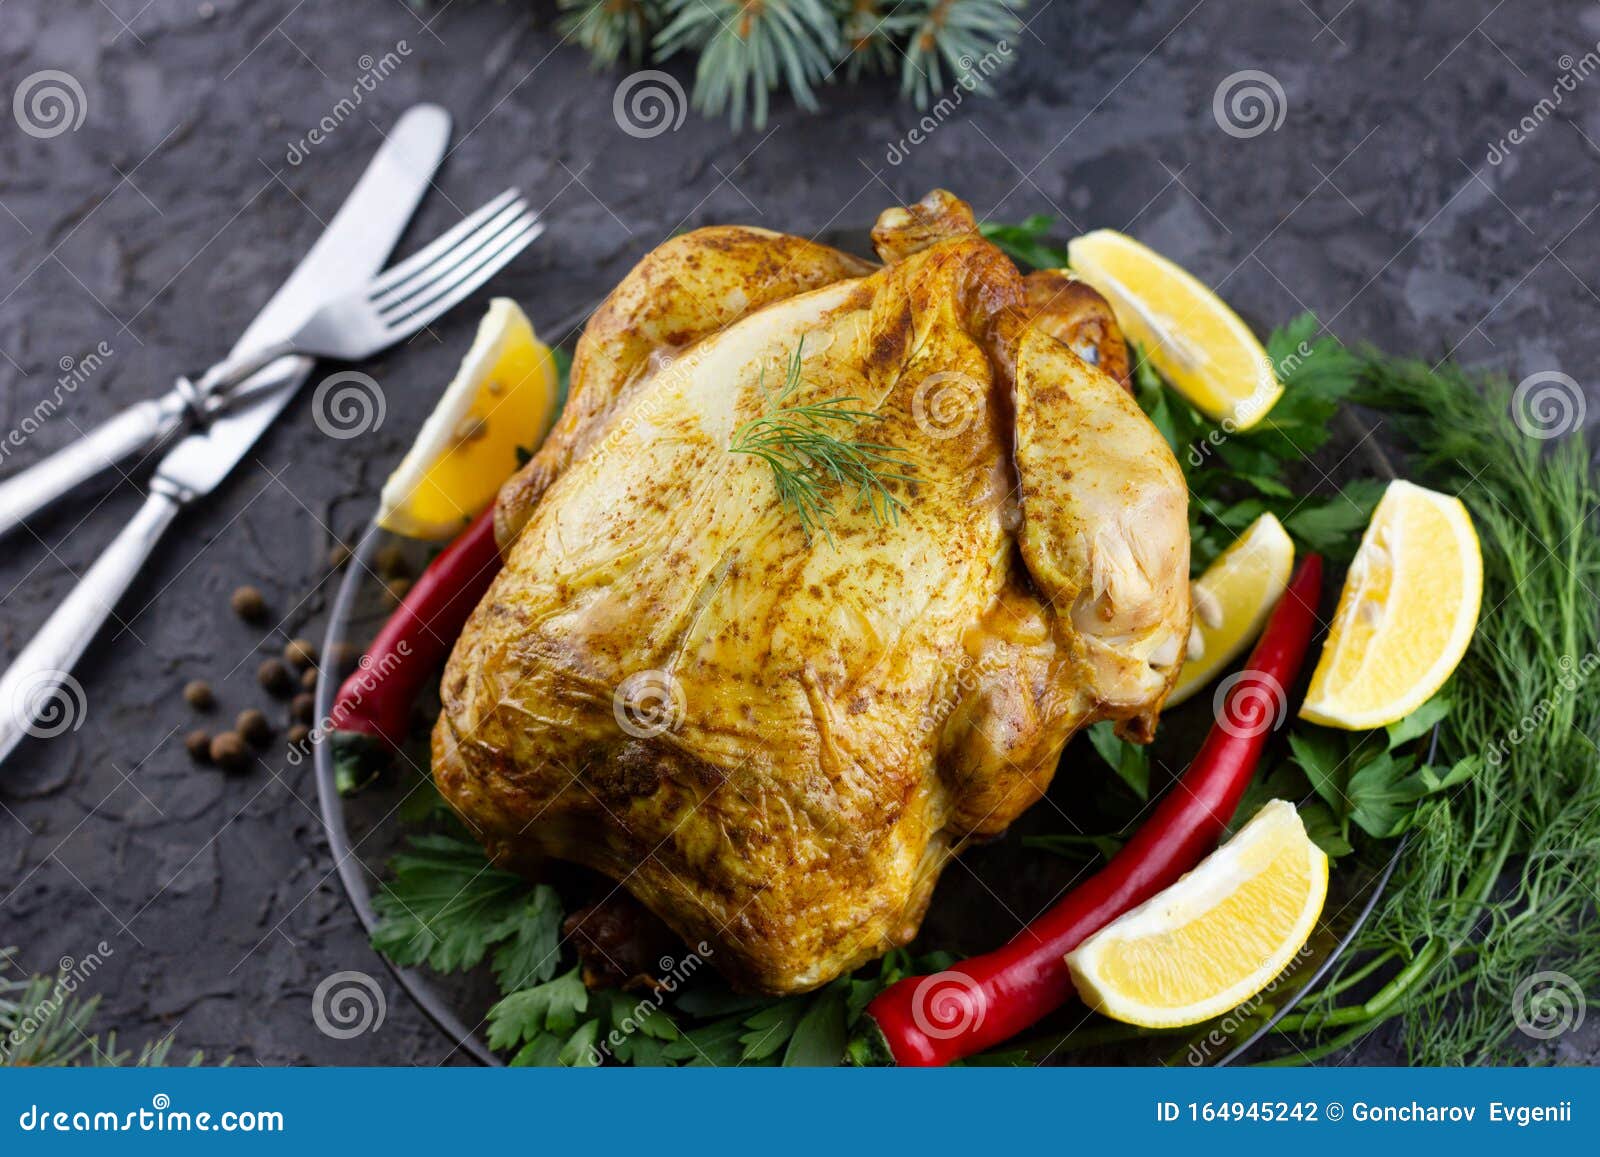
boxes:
[852,553,1324,1066]
[325,508,503,789]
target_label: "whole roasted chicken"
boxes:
[433,191,1190,994]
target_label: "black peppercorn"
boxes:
[184,729,212,762]
[283,638,318,669]
[375,543,410,579]
[257,659,293,697]
[236,708,271,748]
[230,585,268,622]
[209,731,249,771]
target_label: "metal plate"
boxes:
[314,232,1413,1067]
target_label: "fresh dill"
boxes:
[1264,359,1600,1066]
[728,340,918,546]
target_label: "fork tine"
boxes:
[367,188,522,297]
[377,215,543,336]
[370,198,531,312]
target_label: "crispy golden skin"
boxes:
[434,191,1189,994]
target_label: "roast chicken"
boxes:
[433,191,1191,994]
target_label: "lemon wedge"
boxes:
[1299,480,1482,730]
[1066,800,1328,1029]
[1167,514,1295,708]
[377,299,559,541]
[1066,229,1282,429]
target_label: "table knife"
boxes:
[0,104,451,767]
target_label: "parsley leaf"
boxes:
[490,885,564,991]
[1084,719,1150,800]
[1132,312,1373,569]
[370,835,531,973]
[487,966,590,1053]
[978,215,1071,271]
[781,986,850,1066]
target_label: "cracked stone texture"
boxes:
[1,0,1597,1065]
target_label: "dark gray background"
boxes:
[1,0,1596,1064]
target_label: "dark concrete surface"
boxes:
[1,0,1597,1065]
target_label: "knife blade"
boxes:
[155,103,451,501]
[0,105,451,767]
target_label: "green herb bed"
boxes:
[363,220,1600,1067]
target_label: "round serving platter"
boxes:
[314,229,1413,1067]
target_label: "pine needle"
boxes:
[655,0,840,130]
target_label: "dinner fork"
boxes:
[191,189,542,397]
[0,188,542,537]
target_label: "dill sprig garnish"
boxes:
[728,340,917,546]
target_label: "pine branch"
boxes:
[655,0,841,129]
[559,0,661,67]
[1,948,206,1067]
[836,0,899,79]
[888,0,1025,109]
